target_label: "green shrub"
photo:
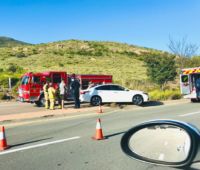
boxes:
[6,65,24,73]
[0,77,9,87]
[0,92,7,100]
[75,49,92,56]
[0,68,3,72]
[12,81,20,96]
[93,50,103,56]
[32,49,38,54]
[58,63,64,67]
[149,90,183,101]
[7,65,18,72]
[16,52,26,58]
[58,52,64,56]
[163,86,170,91]
[171,91,183,100]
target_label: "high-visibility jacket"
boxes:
[48,87,56,99]
[43,84,49,93]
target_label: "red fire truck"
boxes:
[16,71,112,106]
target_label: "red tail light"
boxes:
[81,91,89,95]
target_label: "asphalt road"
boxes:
[1,100,200,170]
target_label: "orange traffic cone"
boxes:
[97,105,103,113]
[92,118,106,140]
[0,126,11,150]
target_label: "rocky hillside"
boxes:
[0,39,176,91]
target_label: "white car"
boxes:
[79,84,150,106]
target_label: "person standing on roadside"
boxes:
[48,83,56,110]
[56,83,62,109]
[43,81,49,109]
[195,77,200,100]
[60,78,67,109]
[70,74,80,109]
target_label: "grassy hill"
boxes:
[0,39,179,94]
[0,36,31,47]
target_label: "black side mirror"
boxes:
[121,120,200,168]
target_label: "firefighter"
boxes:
[43,81,49,109]
[48,83,56,110]
[56,83,62,109]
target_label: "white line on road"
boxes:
[165,141,168,145]
[179,111,200,117]
[159,154,164,160]
[0,136,80,155]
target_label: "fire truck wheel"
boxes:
[132,95,143,106]
[91,96,102,106]
[35,94,45,107]
[35,101,41,107]
[39,94,45,107]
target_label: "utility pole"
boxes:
[9,77,11,101]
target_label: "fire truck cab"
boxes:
[17,71,68,106]
[180,67,200,102]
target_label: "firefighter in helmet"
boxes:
[43,81,49,109]
[48,83,56,110]
[56,83,62,109]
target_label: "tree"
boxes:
[167,36,199,69]
[145,53,177,91]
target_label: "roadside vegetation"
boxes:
[0,37,199,101]
[0,92,7,100]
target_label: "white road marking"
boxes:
[180,111,200,117]
[159,154,164,160]
[0,136,80,155]
[165,141,168,145]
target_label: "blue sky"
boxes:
[1,0,200,54]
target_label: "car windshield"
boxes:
[20,76,30,85]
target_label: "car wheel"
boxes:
[132,95,143,106]
[34,101,41,107]
[191,99,197,102]
[91,96,101,106]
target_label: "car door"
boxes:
[95,85,114,102]
[111,85,132,102]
